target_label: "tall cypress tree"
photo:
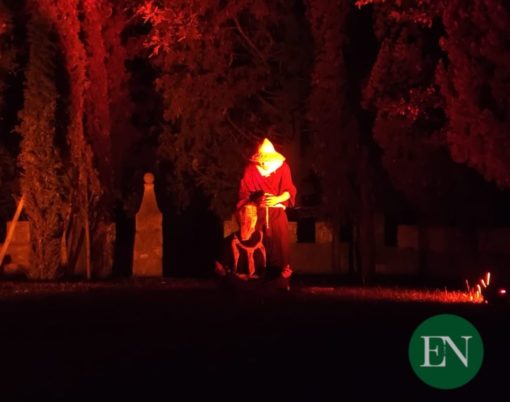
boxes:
[41,0,99,279]
[17,3,67,279]
[81,0,116,278]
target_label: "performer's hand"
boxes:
[263,191,290,207]
[263,193,280,207]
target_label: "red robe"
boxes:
[238,161,297,270]
[238,162,296,208]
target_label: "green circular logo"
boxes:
[408,314,484,389]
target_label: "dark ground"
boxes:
[0,279,508,402]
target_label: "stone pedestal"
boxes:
[133,173,163,276]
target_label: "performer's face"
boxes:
[257,160,282,176]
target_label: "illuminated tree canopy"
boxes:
[0,0,509,279]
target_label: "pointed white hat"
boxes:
[249,138,285,163]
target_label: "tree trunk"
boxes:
[358,182,375,285]
[91,217,115,278]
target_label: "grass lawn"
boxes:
[0,278,507,401]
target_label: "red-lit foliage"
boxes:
[16,0,132,278]
[103,4,137,191]
[4,0,510,280]
[355,0,441,28]
[362,7,453,219]
[137,0,311,216]
[360,0,497,223]
[17,1,68,279]
[82,0,112,190]
[42,0,101,279]
[81,0,117,277]
[438,0,510,189]
[306,0,357,221]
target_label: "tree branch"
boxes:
[233,16,270,70]
[256,93,281,114]
[226,113,258,142]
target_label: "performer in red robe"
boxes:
[238,138,297,279]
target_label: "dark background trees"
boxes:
[439,0,510,190]
[0,0,19,220]
[0,0,509,279]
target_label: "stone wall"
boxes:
[379,224,506,278]
[223,217,349,274]
[224,215,510,278]
[6,212,509,278]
